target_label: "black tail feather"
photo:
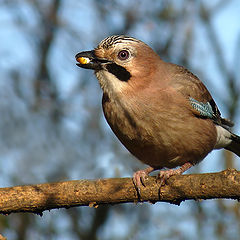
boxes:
[221,117,234,128]
[225,133,240,157]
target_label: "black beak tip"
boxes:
[75,52,84,60]
[75,50,96,69]
[75,50,95,59]
[75,50,107,70]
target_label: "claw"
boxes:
[133,170,147,189]
[157,162,193,186]
[132,162,193,196]
[157,169,177,186]
[132,166,155,193]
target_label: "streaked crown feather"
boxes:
[97,35,141,49]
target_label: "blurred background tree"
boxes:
[0,0,239,239]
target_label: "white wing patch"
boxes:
[214,125,232,149]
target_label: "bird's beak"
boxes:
[75,50,110,71]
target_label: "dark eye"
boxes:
[117,50,130,60]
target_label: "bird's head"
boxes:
[75,35,161,96]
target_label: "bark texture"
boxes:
[0,169,240,215]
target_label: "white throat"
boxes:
[95,70,127,98]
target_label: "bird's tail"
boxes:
[225,133,240,157]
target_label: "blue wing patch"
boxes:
[189,97,214,119]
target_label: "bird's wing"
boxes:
[169,64,233,127]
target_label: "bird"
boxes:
[75,35,240,189]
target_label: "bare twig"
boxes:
[0,169,240,215]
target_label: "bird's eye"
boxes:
[117,50,130,60]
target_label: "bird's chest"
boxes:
[102,94,142,141]
[102,92,174,143]
[101,92,216,168]
[101,93,177,167]
[102,92,173,150]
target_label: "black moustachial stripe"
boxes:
[106,63,131,82]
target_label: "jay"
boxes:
[75,35,240,189]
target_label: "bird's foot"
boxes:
[133,166,155,192]
[133,162,193,195]
[157,162,193,186]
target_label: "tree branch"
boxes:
[0,169,240,215]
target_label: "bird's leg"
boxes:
[157,162,193,186]
[133,166,156,190]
